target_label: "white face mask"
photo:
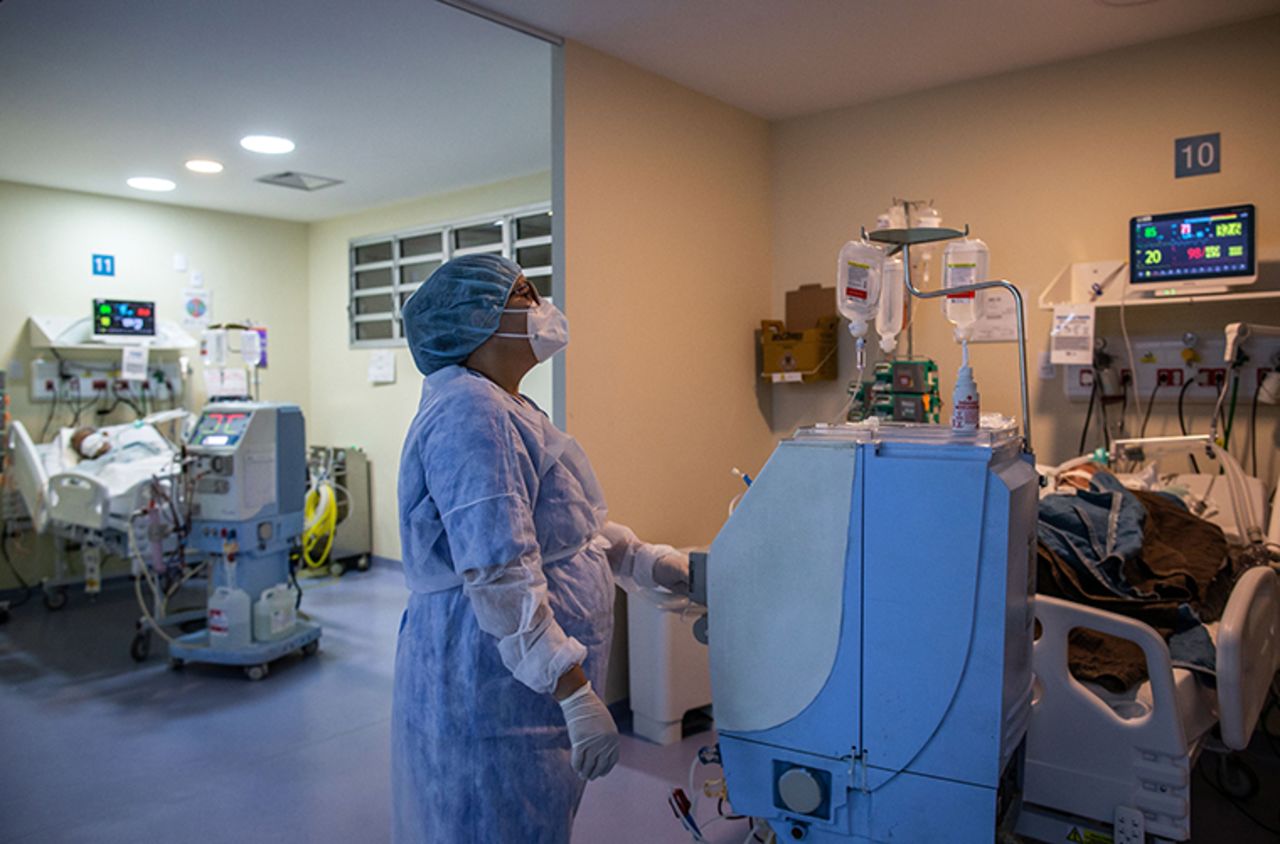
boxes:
[496,300,569,362]
[80,431,109,457]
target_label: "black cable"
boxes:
[1139,381,1162,439]
[1223,369,1241,448]
[1177,377,1200,474]
[1079,377,1098,455]
[1197,755,1280,835]
[38,385,60,443]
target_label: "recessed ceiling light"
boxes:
[240,135,295,154]
[127,177,176,192]
[185,159,224,174]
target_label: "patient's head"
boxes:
[71,427,111,459]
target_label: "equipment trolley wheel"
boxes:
[43,587,68,611]
[302,640,320,657]
[329,561,345,578]
[244,664,270,681]
[169,658,185,671]
[129,631,152,663]
[1217,753,1259,799]
[355,554,371,572]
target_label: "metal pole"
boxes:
[899,241,1033,455]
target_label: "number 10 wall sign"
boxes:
[1175,133,1220,178]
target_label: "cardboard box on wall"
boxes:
[760,284,838,383]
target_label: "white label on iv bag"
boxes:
[945,263,978,298]
[845,261,871,300]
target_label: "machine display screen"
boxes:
[1129,204,1255,284]
[193,411,250,447]
[93,299,156,336]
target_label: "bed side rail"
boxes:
[1216,565,1280,750]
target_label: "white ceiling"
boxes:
[0,0,552,221]
[3,1,1276,223]
[477,0,1280,119]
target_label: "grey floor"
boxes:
[1,564,1277,844]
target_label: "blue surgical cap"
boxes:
[402,254,522,376]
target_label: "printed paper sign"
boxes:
[1050,304,1096,365]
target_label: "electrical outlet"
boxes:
[1156,368,1184,387]
[1198,368,1226,388]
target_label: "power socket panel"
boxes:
[28,358,184,404]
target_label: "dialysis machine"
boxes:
[693,224,1039,842]
[168,402,321,678]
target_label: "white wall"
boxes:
[0,180,310,588]
[305,172,552,560]
[768,16,1280,481]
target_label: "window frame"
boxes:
[348,201,552,348]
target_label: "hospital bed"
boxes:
[1018,443,1280,842]
[6,412,188,608]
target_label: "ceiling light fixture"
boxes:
[185,159,224,174]
[126,176,176,192]
[240,135,295,154]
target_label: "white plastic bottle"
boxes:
[942,237,990,341]
[208,585,252,650]
[951,346,981,432]
[836,239,884,340]
[876,256,904,355]
[253,583,298,642]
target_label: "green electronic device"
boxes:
[847,358,942,424]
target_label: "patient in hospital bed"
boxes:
[1037,465,1248,692]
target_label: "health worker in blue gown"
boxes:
[392,254,691,843]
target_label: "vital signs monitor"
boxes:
[1128,204,1256,297]
[92,299,156,340]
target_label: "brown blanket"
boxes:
[1037,490,1238,692]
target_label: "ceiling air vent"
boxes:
[256,171,343,191]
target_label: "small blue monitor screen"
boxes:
[1130,204,1255,284]
[93,299,156,336]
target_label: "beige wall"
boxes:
[768,16,1280,482]
[305,172,552,560]
[0,180,310,588]
[560,42,776,550]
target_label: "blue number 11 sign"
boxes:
[92,254,115,276]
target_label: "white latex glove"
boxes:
[557,681,620,780]
[651,550,690,595]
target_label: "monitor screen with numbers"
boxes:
[92,299,156,337]
[1127,204,1256,297]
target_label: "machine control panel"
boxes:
[192,410,252,448]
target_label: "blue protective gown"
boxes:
[392,366,615,843]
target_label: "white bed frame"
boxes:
[6,415,186,604]
[1018,552,1280,842]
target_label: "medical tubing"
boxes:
[893,235,1033,453]
[128,514,177,645]
[1139,381,1161,440]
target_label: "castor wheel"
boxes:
[355,555,371,572]
[129,631,152,663]
[43,587,68,611]
[244,664,269,681]
[169,658,185,671]
[302,640,320,657]
[329,561,345,577]
[1217,754,1259,799]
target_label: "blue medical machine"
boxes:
[696,226,1038,842]
[168,402,321,678]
